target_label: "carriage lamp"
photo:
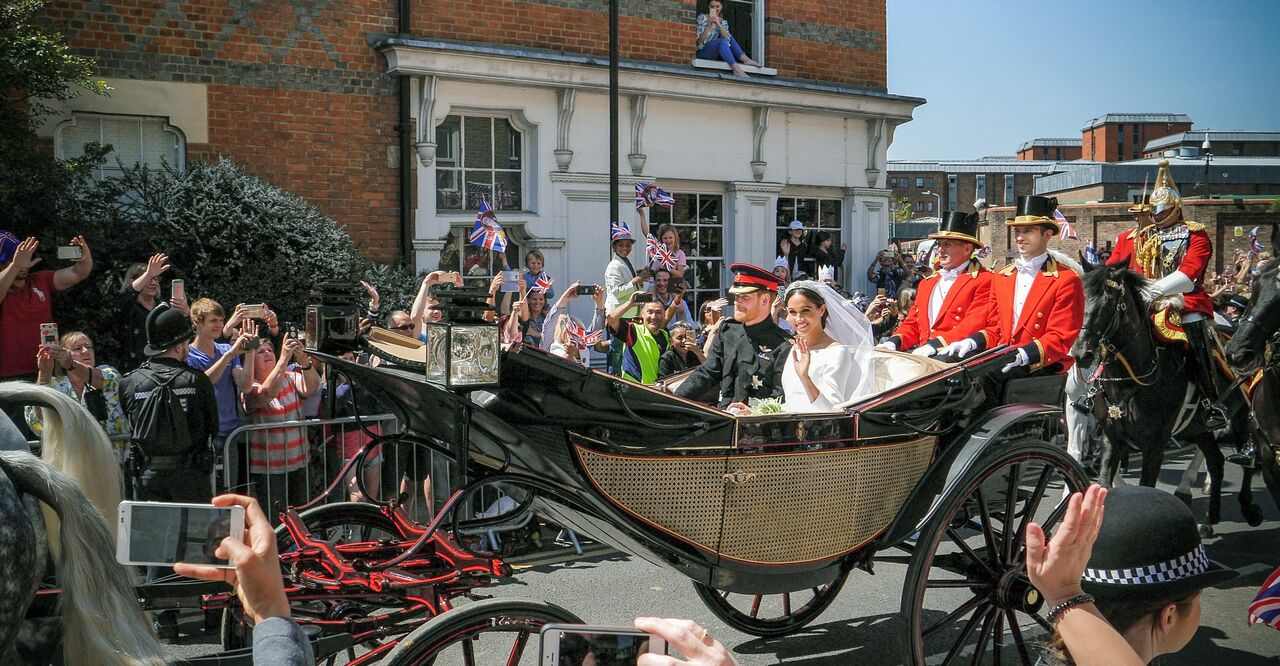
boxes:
[304,282,362,354]
[423,284,500,388]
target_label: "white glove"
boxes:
[1139,271,1194,303]
[940,338,978,358]
[1001,348,1030,373]
[875,341,897,351]
[911,345,937,358]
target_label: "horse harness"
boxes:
[1077,277,1165,419]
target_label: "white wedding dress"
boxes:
[780,281,877,413]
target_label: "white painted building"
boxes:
[378,38,922,318]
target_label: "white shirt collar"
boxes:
[1015,253,1049,274]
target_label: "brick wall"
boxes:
[410,0,887,89]
[45,0,404,262]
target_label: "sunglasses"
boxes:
[391,323,415,332]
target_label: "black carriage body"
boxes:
[320,342,1066,596]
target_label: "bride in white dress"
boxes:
[780,281,876,412]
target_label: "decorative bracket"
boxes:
[864,117,886,187]
[750,106,770,181]
[628,94,648,175]
[554,88,576,172]
[415,75,438,167]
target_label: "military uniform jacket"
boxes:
[887,262,993,352]
[1108,222,1212,315]
[674,318,792,408]
[967,256,1084,371]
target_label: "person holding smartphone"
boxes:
[607,290,672,385]
[695,0,762,77]
[541,280,606,364]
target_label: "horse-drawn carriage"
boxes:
[249,286,1090,665]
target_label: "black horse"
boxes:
[1222,259,1280,510]
[1072,265,1264,534]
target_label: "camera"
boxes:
[304,282,362,354]
[633,293,654,304]
[575,285,598,296]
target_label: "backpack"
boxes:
[130,366,194,456]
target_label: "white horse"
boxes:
[0,382,165,665]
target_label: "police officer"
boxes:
[674,263,791,411]
[121,302,219,503]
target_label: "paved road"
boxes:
[163,450,1279,664]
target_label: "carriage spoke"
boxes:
[1015,466,1053,555]
[926,578,984,589]
[1039,495,1073,534]
[939,602,988,666]
[782,592,792,616]
[973,488,1000,569]
[1005,609,1034,665]
[463,637,477,666]
[923,594,986,637]
[1000,463,1022,564]
[946,527,998,578]
[1028,610,1052,633]
[969,607,998,666]
[506,630,530,666]
[749,595,762,618]
[992,608,1004,666]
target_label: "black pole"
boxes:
[396,0,414,268]
[609,0,619,228]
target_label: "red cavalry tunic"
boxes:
[887,262,993,352]
[1107,221,1213,316]
[968,256,1084,371]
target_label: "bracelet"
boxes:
[1046,593,1095,624]
[297,362,314,371]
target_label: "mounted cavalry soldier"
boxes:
[877,211,993,357]
[1108,159,1227,430]
[940,196,1084,375]
[673,263,791,412]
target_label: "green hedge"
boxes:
[28,158,419,367]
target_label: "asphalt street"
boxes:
[162,449,1280,664]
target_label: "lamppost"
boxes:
[1202,138,1213,200]
[921,190,942,229]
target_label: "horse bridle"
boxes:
[1084,277,1162,387]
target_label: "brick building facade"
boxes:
[1016,139,1082,162]
[38,0,917,300]
[1080,113,1192,163]
[888,159,1072,222]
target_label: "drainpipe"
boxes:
[396,0,414,268]
[609,0,619,230]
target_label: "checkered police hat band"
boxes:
[1082,544,1210,586]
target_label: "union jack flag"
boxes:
[979,245,993,259]
[1055,210,1078,240]
[565,319,605,350]
[469,199,507,253]
[635,182,675,210]
[531,273,554,292]
[1084,240,1099,264]
[645,234,677,270]
[1249,565,1280,630]
[1250,226,1265,257]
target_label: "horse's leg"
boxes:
[1102,434,1125,488]
[1175,449,1205,504]
[1139,442,1164,488]
[1196,438,1226,537]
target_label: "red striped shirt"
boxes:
[245,372,308,474]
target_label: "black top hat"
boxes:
[1081,486,1236,603]
[1008,195,1060,232]
[928,211,981,246]
[727,262,785,295]
[143,302,196,356]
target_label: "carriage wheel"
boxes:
[381,598,582,665]
[901,440,1087,665]
[692,571,848,638]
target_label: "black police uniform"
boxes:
[675,317,791,407]
[121,357,219,501]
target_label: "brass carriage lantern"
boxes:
[423,284,501,388]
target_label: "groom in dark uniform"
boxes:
[674,263,791,411]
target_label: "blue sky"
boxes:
[885,0,1280,160]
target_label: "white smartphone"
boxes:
[116,501,245,569]
[56,245,83,260]
[40,322,59,347]
[171,279,185,302]
[540,624,667,666]
[501,269,522,293]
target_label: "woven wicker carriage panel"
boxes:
[720,437,935,564]
[574,436,935,565]
[574,447,728,554]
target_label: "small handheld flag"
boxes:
[635,182,675,210]
[565,319,605,350]
[469,199,508,253]
[1250,226,1265,257]
[646,234,676,270]
[1084,240,1099,265]
[1248,565,1280,630]
[532,273,554,293]
[1055,210,1078,240]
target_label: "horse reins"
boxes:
[1085,277,1163,387]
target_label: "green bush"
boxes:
[43,158,420,367]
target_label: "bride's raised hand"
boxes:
[792,337,811,378]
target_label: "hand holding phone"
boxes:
[632,292,654,304]
[171,279,186,303]
[56,245,83,261]
[242,303,268,319]
[575,285,598,296]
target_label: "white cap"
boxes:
[788,220,804,231]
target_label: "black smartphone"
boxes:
[633,293,654,303]
[575,285,598,296]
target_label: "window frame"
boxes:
[54,112,186,179]
[432,107,538,216]
[915,177,924,188]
